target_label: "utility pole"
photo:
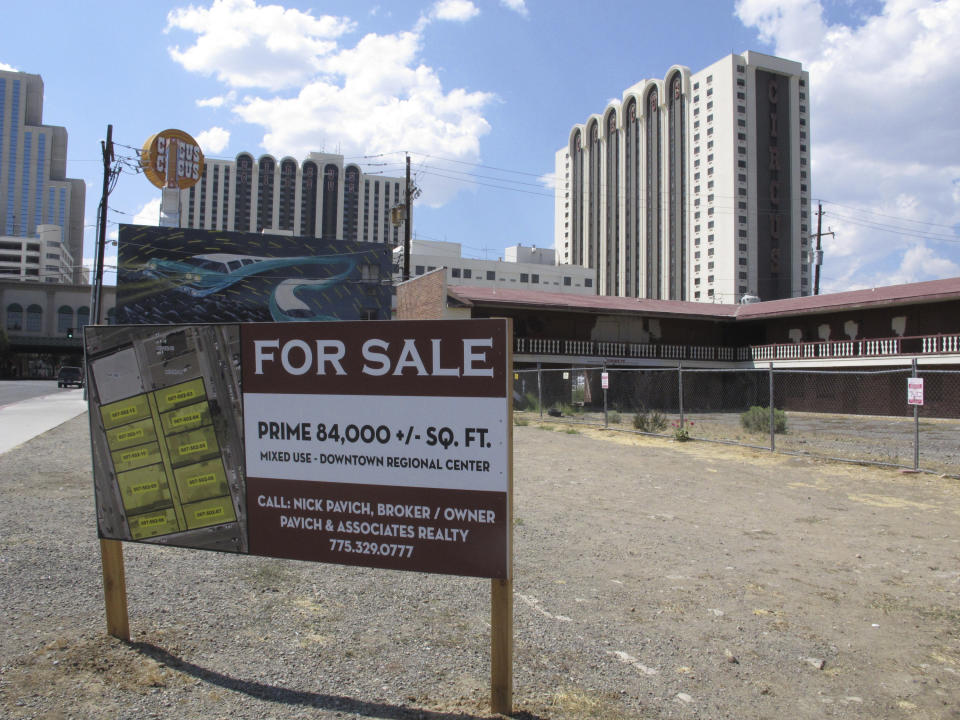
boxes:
[92,124,113,325]
[403,154,411,282]
[812,201,834,296]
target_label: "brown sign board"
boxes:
[86,319,511,579]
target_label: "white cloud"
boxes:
[0,62,18,72]
[133,198,162,226]
[196,91,236,108]
[500,0,528,17]
[736,0,960,292]
[166,0,355,89]
[538,171,557,190]
[196,126,231,154]
[169,1,495,207]
[431,0,480,22]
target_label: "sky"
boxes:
[2,0,959,294]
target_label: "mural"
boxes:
[116,225,392,324]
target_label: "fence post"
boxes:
[678,360,684,428]
[537,362,542,420]
[769,363,775,452]
[912,357,919,471]
[603,364,608,428]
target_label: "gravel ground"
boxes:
[1,415,959,719]
[534,409,960,476]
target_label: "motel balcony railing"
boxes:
[514,333,960,364]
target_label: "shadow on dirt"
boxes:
[127,640,546,720]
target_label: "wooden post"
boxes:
[490,578,513,714]
[99,538,130,640]
[491,317,514,715]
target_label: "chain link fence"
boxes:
[514,365,960,476]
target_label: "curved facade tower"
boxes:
[555,51,811,303]
[180,151,405,245]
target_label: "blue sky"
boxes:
[2,0,959,293]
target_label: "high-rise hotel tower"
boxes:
[0,70,86,284]
[555,51,811,302]
[178,151,406,246]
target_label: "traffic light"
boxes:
[66,328,74,339]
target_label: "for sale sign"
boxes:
[242,320,510,577]
[907,377,924,406]
[85,320,512,579]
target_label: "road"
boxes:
[0,381,88,454]
[0,380,76,408]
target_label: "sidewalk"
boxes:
[0,390,88,455]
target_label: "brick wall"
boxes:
[396,268,450,320]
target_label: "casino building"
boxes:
[177,151,406,246]
[554,51,811,303]
[0,70,86,284]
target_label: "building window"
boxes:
[486,270,496,281]
[564,276,572,286]
[463,268,472,279]
[738,257,747,266]
[6,303,23,331]
[531,274,539,283]
[584,278,592,288]
[520,273,529,283]
[57,306,73,333]
[26,304,42,332]
[451,268,461,278]
[415,265,424,275]
[739,229,747,237]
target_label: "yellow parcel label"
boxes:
[178,440,208,455]
[105,418,158,451]
[174,458,229,504]
[100,395,150,430]
[112,441,162,474]
[128,508,180,540]
[160,401,211,435]
[166,425,219,467]
[183,495,236,530]
[117,464,171,514]
[154,378,206,413]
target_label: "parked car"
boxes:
[57,366,84,388]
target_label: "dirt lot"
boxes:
[1,415,958,719]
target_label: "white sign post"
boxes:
[908,369,922,471]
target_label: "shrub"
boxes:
[633,408,668,433]
[522,391,540,413]
[672,418,694,442]
[740,405,787,434]
[608,411,622,425]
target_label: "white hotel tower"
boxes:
[555,51,812,303]
[178,151,406,245]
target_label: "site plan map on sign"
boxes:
[85,320,511,578]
